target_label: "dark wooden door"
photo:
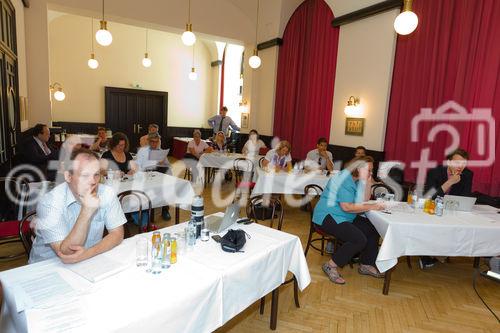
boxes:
[105,87,168,152]
[0,0,19,175]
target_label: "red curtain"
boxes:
[385,0,500,195]
[273,0,339,159]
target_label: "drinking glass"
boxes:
[135,237,148,267]
[451,200,459,215]
[176,233,186,255]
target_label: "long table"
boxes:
[366,204,500,294]
[252,169,337,196]
[0,217,311,332]
[198,153,263,186]
[19,172,194,224]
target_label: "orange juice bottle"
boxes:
[407,191,413,205]
[429,200,436,215]
[423,199,430,213]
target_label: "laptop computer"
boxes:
[205,204,240,233]
[443,195,477,212]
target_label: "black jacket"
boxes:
[424,165,473,199]
[18,137,59,181]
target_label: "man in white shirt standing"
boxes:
[136,132,171,220]
[29,148,126,264]
[305,137,334,172]
[207,106,240,137]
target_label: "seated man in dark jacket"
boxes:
[18,124,59,181]
[424,148,473,199]
[420,148,473,269]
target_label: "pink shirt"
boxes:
[187,140,209,158]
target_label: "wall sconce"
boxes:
[50,82,66,101]
[239,99,249,113]
[344,96,362,117]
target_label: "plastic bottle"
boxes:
[435,196,444,216]
[412,189,419,210]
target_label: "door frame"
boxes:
[104,86,168,141]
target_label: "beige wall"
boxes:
[245,45,279,136]
[329,8,398,151]
[327,1,399,151]
[49,14,214,127]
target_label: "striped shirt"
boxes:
[29,182,126,264]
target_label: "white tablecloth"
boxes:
[366,204,500,273]
[0,216,311,333]
[198,153,262,170]
[19,172,194,217]
[252,169,336,196]
[106,172,194,212]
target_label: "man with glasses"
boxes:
[305,137,334,172]
[139,124,161,147]
[136,132,171,221]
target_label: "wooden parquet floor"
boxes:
[1,171,499,333]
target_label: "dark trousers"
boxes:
[318,214,380,267]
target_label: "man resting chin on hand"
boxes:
[29,148,126,264]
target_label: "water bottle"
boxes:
[151,243,162,274]
[191,196,204,239]
[186,218,196,250]
[412,189,418,210]
[435,196,444,216]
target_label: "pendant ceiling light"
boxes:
[142,29,152,68]
[189,45,198,81]
[181,0,196,46]
[96,0,113,46]
[88,18,99,69]
[394,0,418,35]
[248,0,261,69]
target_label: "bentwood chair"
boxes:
[118,190,153,237]
[258,156,266,169]
[233,158,256,202]
[303,184,355,269]
[247,195,284,230]
[303,184,336,257]
[19,211,37,256]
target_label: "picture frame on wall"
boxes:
[241,113,249,129]
[345,117,364,136]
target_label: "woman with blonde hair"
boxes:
[262,140,292,172]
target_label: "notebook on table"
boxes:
[66,255,129,283]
